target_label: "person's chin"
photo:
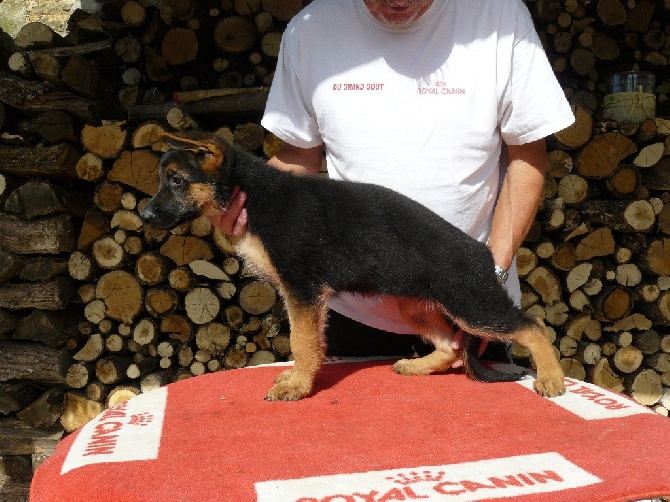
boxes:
[376,8,421,27]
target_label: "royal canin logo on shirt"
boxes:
[417,81,466,95]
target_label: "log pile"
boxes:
[518,114,670,414]
[1,0,670,493]
[533,0,670,117]
[518,0,670,416]
[0,1,300,497]
[0,139,80,498]
[0,2,297,405]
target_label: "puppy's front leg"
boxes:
[266,293,327,401]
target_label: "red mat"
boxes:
[31,358,670,501]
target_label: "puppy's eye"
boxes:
[169,174,184,186]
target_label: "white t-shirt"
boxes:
[261,0,575,334]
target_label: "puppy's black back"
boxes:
[230,147,528,334]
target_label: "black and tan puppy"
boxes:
[141,131,566,401]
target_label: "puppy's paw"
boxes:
[533,376,566,398]
[273,368,293,385]
[392,358,433,376]
[265,369,312,401]
[265,382,311,401]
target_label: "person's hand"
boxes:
[450,329,488,368]
[207,188,248,236]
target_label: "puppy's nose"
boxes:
[140,208,154,223]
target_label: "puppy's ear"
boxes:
[158,132,226,174]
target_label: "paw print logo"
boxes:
[128,412,154,426]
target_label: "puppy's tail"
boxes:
[461,333,528,382]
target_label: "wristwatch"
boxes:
[494,265,509,285]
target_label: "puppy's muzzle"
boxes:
[139,200,175,230]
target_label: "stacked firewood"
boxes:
[0,0,302,423]
[0,3,301,495]
[2,3,670,491]
[0,108,83,498]
[516,112,670,414]
[514,0,670,416]
[533,0,670,116]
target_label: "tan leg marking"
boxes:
[234,233,281,285]
[235,234,328,401]
[265,291,328,401]
[392,298,459,376]
[512,320,565,397]
[393,350,457,376]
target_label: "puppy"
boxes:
[140,131,566,401]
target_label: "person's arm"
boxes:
[207,143,324,235]
[268,143,324,175]
[487,138,548,271]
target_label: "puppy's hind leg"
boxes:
[392,298,459,376]
[512,318,565,397]
[266,290,328,401]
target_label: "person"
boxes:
[209,0,575,366]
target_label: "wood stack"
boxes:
[0,135,82,499]
[1,0,670,492]
[0,0,302,412]
[532,0,670,115]
[517,112,670,415]
[517,0,670,416]
[0,1,301,496]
